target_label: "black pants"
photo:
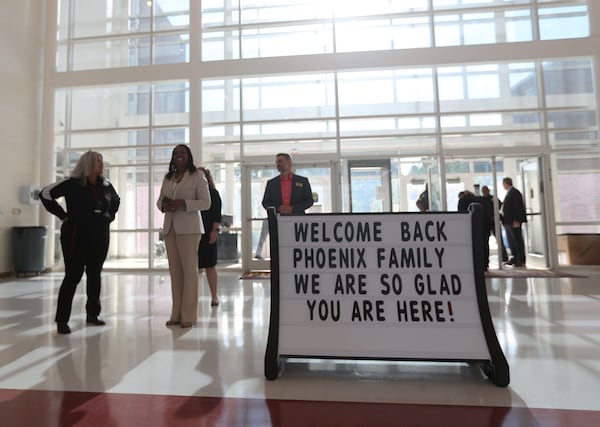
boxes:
[503,224,526,264]
[55,221,109,323]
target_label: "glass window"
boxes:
[539,5,589,40]
[153,0,190,30]
[153,81,189,125]
[69,85,154,131]
[440,112,542,133]
[433,0,532,11]
[242,74,336,121]
[338,70,435,116]
[242,25,334,58]
[57,0,190,70]
[244,120,337,141]
[439,62,540,112]
[462,12,496,45]
[543,59,594,108]
[442,131,543,150]
[391,16,432,49]
[200,0,589,59]
[201,31,241,61]
[335,20,394,53]
[54,80,190,267]
[340,136,437,157]
[504,9,533,42]
[154,33,190,64]
[554,155,600,232]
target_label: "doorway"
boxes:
[241,158,339,271]
[347,160,391,212]
[438,157,550,268]
[442,155,549,269]
[519,157,549,266]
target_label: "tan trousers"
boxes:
[164,231,201,324]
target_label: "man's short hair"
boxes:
[276,153,291,161]
[503,177,513,186]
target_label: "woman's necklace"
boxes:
[173,173,184,184]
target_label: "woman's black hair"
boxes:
[166,144,198,179]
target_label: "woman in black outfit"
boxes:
[197,167,222,306]
[40,151,120,334]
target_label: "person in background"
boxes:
[416,183,429,212]
[197,167,222,307]
[254,219,269,259]
[501,177,527,267]
[482,185,508,263]
[40,150,120,334]
[158,145,211,328]
[458,190,490,271]
[262,153,313,215]
[457,190,479,213]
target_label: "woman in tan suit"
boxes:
[157,145,211,328]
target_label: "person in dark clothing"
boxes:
[482,185,508,263]
[457,190,480,213]
[262,153,313,215]
[501,177,527,267]
[40,150,120,334]
[197,167,222,307]
[458,190,490,271]
[416,184,429,212]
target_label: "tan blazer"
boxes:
[157,171,211,235]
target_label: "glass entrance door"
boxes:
[348,160,391,212]
[520,157,548,266]
[242,159,337,271]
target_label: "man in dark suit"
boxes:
[262,153,314,215]
[501,177,527,267]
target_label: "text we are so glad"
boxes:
[287,219,464,324]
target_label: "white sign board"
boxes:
[276,213,489,359]
[264,209,509,386]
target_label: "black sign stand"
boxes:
[264,206,510,387]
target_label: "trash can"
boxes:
[217,232,239,262]
[12,226,47,275]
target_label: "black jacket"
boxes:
[41,177,120,226]
[501,186,527,224]
[262,174,313,214]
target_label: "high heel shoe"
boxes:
[180,322,193,328]
[165,320,180,326]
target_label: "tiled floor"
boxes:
[1,267,600,426]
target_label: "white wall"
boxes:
[0,1,44,274]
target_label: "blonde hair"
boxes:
[71,150,102,180]
[198,167,215,190]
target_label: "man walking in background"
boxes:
[501,177,527,267]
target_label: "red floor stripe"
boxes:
[2,389,600,427]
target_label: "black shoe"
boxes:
[57,323,71,334]
[86,317,106,326]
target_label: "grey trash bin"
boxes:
[12,226,47,275]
